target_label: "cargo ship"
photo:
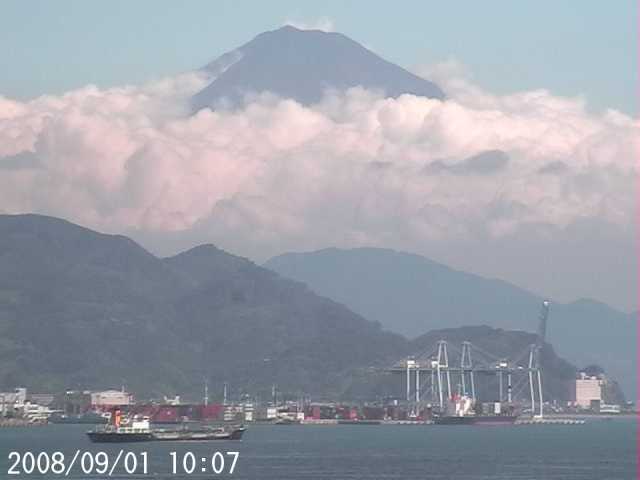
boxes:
[433,414,517,425]
[433,395,518,426]
[87,410,245,443]
[153,425,245,441]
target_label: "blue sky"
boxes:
[1,0,636,114]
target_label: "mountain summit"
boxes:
[192,25,445,110]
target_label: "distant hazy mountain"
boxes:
[265,248,636,399]
[0,215,585,402]
[192,25,445,110]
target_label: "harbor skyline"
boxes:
[0,4,635,478]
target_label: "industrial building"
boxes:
[90,390,134,410]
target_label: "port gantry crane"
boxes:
[388,301,551,418]
[528,300,550,418]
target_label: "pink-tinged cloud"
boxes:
[0,67,637,309]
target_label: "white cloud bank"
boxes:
[0,65,637,309]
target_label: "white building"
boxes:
[599,404,621,414]
[575,373,602,409]
[0,387,27,415]
[0,388,58,421]
[22,402,55,422]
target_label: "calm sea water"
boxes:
[0,419,635,479]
